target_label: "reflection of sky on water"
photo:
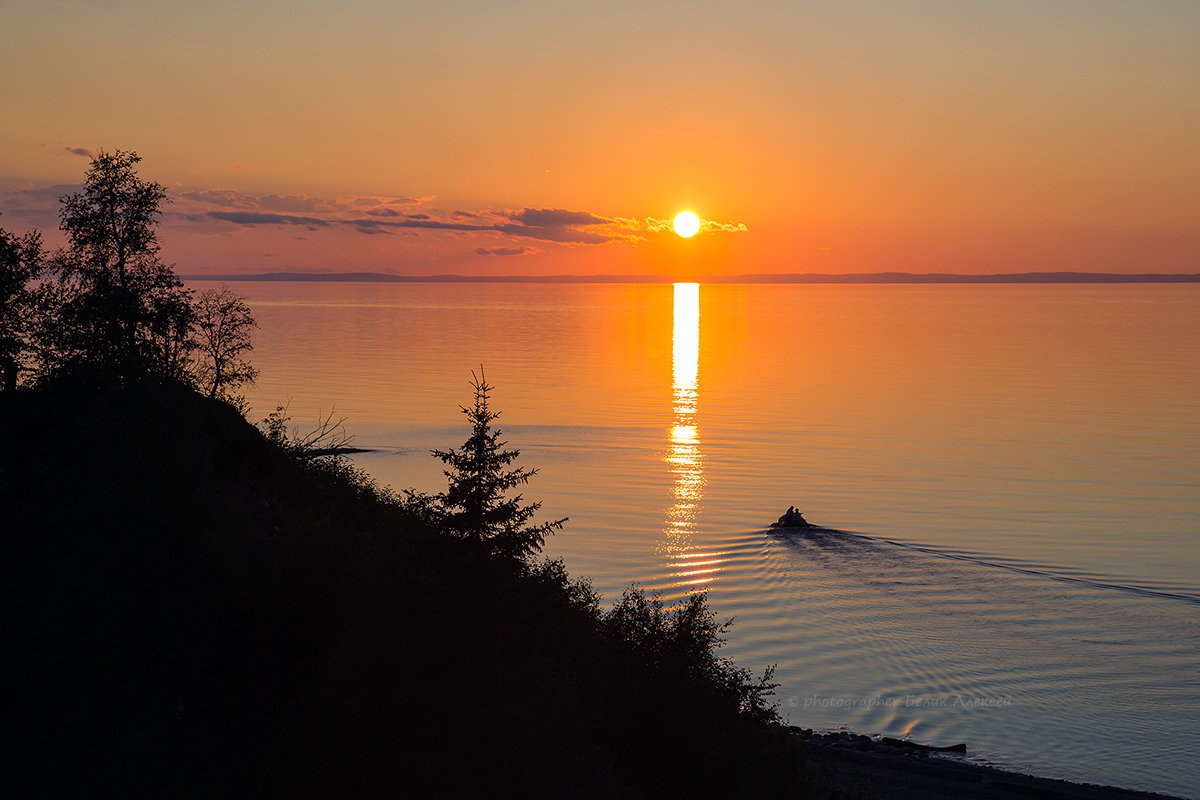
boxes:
[661,283,720,590]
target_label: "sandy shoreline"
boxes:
[794,735,1187,800]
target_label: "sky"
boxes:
[2,0,1198,277]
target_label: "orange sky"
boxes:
[2,0,1197,277]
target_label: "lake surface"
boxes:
[195,280,1200,798]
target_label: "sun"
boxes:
[673,210,701,238]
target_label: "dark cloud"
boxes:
[338,215,611,244]
[10,175,633,247]
[183,190,433,225]
[5,183,79,204]
[509,208,608,228]
[181,189,254,208]
[347,219,392,235]
[476,247,529,256]
[183,189,324,213]
[257,193,326,213]
[65,146,93,158]
[1,183,78,228]
[478,207,616,244]
[343,217,491,234]
[207,211,330,228]
[494,223,611,244]
[175,188,631,245]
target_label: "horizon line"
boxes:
[181,270,1200,284]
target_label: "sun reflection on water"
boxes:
[661,283,721,591]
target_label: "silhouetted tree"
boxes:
[433,369,565,559]
[46,149,194,381]
[0,219,42,391]
[190,284,258,400]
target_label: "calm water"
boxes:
[197,281,1200,798]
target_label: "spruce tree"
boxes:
[432,370,565,559]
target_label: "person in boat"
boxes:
[776,506,809,527]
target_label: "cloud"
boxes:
[177,189,627,244]
[4,183,78,205]
[184,189,333,213]
[491,207,617,244]
[320,209,620,245]
[345,217,489,233]
[181,189,255,208]
[0,182,79,227]
[349,194,428,207]
[64,146,94,158]
[10,171,723,250]
[495,223,611,244]
[476,246,530,256]
[181,189,435,226]
[508,208,608,228]
[8,170,746,254]
[346,219,394,235]
[702,220,749,233]
[207,211,330,228]
[257,193,327,213]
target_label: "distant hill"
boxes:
[717,271,1200,284]
[183,270,1200,284]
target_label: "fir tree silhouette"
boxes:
[432,368,565,559]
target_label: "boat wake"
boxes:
[735,522,1200,798]
[767,525,1200,606]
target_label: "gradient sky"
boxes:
[2,0,1197,277]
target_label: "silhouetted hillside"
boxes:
[2,378,794,798]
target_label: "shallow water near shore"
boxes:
[204,280,1200,798]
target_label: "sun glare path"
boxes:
[673,210,701,238]
[658,282,726,593]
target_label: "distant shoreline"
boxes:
[181,271,1200,284]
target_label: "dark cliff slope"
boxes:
[2,379,796,798]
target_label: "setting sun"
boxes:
[673,211,701,238]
